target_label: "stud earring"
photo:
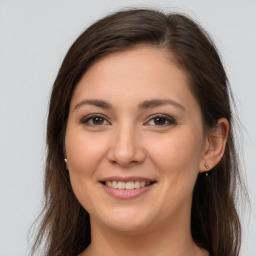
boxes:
[64,158,69,171]
[205,162,209,176]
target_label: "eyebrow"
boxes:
[73,99,112,111]
[138,99,185,111]
[73,98,185,111]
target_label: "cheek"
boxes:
[65,131,107,176]
[65,129,108,204]
[145,128,203,198]
[145,130,203,216]
[149,132,201,172]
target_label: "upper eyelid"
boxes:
[145,113,176,122]
[147,113,174,119]
[82,113,107,119]
[81,114,111,124]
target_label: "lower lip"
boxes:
[101,183,155,199]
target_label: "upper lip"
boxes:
[99,176,156,182]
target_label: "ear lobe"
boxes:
[199,118,229,173]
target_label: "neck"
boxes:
[80,217,208,256]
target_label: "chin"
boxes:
[96,207,155,234]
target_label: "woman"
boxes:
[31,8,243,256]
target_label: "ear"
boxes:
[199,118,229,173]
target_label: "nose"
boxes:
[107,124,146,167]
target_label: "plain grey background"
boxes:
[0,1,255,255]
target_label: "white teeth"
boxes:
[112,180,118,189]
[125,181,134,190]
[134,181,140,189]
[105,180,152,189]
[118,181,126,189]
[140,181,146,187]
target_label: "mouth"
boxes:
[99,177,157,199]
[101,180,155,190]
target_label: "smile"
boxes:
[103,180,152,190]
[100,177,156,199]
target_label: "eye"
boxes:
[145,114,176,127]
[81,114,110,126]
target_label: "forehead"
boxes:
[70,46,198,111]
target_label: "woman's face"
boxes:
[65,46,208,234]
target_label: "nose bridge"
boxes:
[108,120,145,166]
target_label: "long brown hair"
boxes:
[30,8,244,256]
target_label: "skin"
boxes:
[65,46,229,256]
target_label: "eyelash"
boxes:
[145,114,176,127]
[81,114,176,127]
[81,114,110,126]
